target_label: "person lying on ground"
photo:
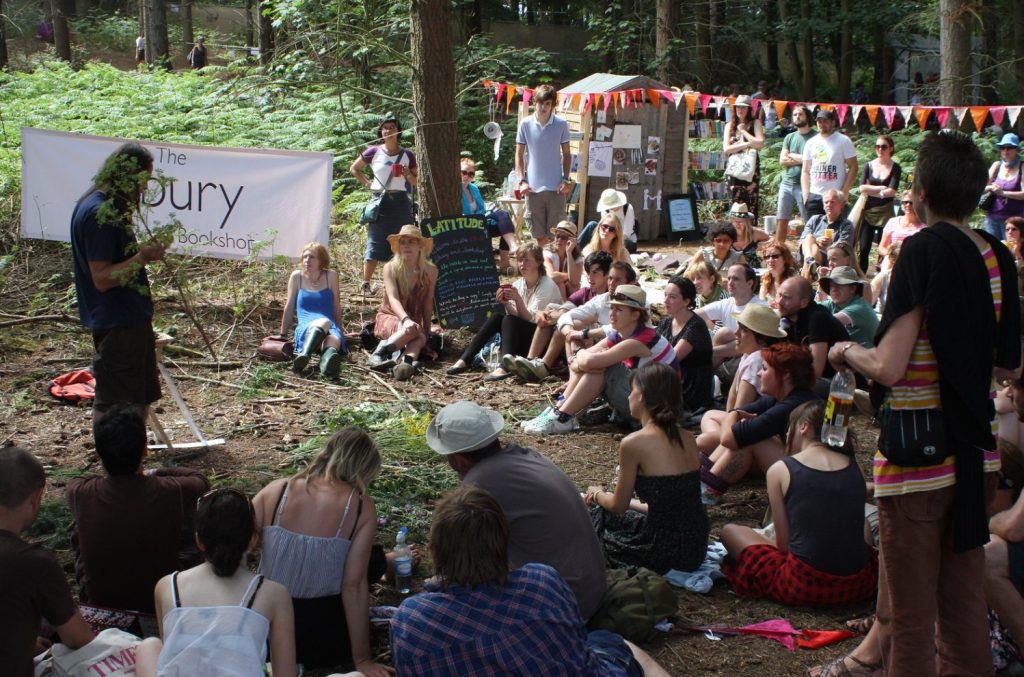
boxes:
[657,277,714,414]
[390,486,668,676]
[513,259,634,382]
[252,428,395,676]
[68,404,208,615]
[720,400,877,607]
[696,343,819,505]
[426,401,606,621]
[584,363,709,573]
[544,220,584,299]
[521,285,678,435]
[0,447,94,676]
[281,242,347,378]
[685,259,731,309]
[445,243,563,380]
[135,488,297,677]
[367,225,438,382]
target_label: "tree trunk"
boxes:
[0,0,9,71]
[978,0,997,104]
[410,0,459,220]
[1015,0,1024,105]
[695,0,712,88]
[939,0,971,105]
[145,0,170,69]
[257,0,274,64]
[837,0,852,101]
[181,0,193,52]
[51,0,72,62]
[777,0,802,92]
[764,0,778,78]
[799,0,814,99]
[244,0,254,47]
[462,0,482,37]
[655,0,676,83]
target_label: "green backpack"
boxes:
[587,567,678,643]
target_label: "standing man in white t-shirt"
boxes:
[516,85,573,247]
[800,108,858,218]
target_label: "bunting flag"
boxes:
[881,106,897,127]
[751,99,762,116]
[953,107,969,124]
[915,107,931,129]
[774,100,789,120]
[835,104,849,127]
[620,90,628,111]
[505,85,516,114]
[672,91,685,110]
[522,88,533,106]
[897,106,913,125]
[850,105,863,125]
[935,107,952,128]
[603,93,613,111]
[584,93,595,112]
[699,94,712,115]
[685,92,698,116]
[863,105,879,126]
[495,83,506,103]
[648,89,662,108]
[1010,106,1023,127]
[991,106,1007,126]
[970,106,990,131]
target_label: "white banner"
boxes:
[20,127,332,260]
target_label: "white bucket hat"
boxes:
[426,401,505,455]
[597,188,628,212]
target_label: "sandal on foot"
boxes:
[845,615,875,635]
[811,653,882,677]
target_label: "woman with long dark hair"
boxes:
[723,95,765,221]
[585,363,709,573]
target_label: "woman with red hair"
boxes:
[695,343,819,505]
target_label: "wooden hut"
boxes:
[539,73,688,241]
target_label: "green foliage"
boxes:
[24,500,74,550]
[239,363,286,400]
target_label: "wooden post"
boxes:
[576,104,594,223]
[680,98,690,194]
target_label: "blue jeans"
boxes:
[984,216,1007,240]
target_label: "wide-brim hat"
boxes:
[387,224,433,256]
[727,202,754,220]
[734,95,753,108]
[609,284,646,310]
[818,265,865,294]
[551,220,579,239]
[597,188,628,212]
[731,304,786,338]
[997,133,1021,150]
[426,401,505,455]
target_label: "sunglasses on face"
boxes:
[901,200,913,206]
[764,253,783,260]
[461,170,474,176]
[600,225,616,233]
[875,144,889,150]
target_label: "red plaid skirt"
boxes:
[723,544,878,608]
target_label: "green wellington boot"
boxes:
[292,327,326,373]
[320,346,342,378]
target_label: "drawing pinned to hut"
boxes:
[628,170,640,185]
[644,159,658,176]
[596,110,607,124]
[647,136,661,155]
[615,172,629,191]
[596,125,613,141]
[613,148,626,165]
[612,124,642,149]
[588,142,613,178]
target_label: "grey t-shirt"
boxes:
[464,444,606,620]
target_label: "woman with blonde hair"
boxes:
[759,241,797,306]
[367,224,438,381]
[582,212,630,264]
[685,259,730,308]
[252,427,392,676]
[279,242,346,377]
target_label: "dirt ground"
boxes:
[0,232,882,676]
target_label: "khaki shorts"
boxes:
[524,190,566,239]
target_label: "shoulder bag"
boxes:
[257,335,294,361]
[725,148,758,182]
[360,149,408,225]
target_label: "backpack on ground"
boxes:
[587,566,678,643]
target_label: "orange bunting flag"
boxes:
[505,85,516,114]
[648,89,662,108]
[774,100,788,121]
[970,106,989,131]
[864,105,880,126]
[915,107,931,129]
[685,92,698,116]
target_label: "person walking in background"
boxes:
[186,36,207,69]
[515,84,572,247]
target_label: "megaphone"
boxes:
[483,122,502,139]
[483,122,503,161]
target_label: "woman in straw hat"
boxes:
[728,201,769,269]
[280,242,346,378]
[723,94,764,221]
[521,285,678,435]
[545,220,584,299]
[367,224,438,381]
[577,188,638,253]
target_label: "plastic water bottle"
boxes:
[822,369,855,447]
[394,527,413,594]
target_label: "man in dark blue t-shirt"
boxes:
[70,143,165,420]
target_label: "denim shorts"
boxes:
[586,629,643,677]
[776,183,806,221]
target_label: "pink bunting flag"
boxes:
[935,107,952,128]
[1009,107,1023,127]
[751,98,762,116]
[834,104,849,127]
[990,106,1007,127]
[603,93,613,111]
[699,94,712,115]
[495,83,506,103]
[881,106,897,128]
[522,88,533,106]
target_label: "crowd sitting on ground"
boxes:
[15,97,1024,676]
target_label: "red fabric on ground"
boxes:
[49,369,96,403]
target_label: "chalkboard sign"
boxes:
[422,215,500,329]
[664,193,700,241]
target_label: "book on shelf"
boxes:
[690,181,730,201]
[688,119,725,138]
[688,150,727,171]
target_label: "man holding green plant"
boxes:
[71,143,166,421]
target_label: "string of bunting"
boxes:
[481,79,1024,131]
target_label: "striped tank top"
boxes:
[874,242,1002,497]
